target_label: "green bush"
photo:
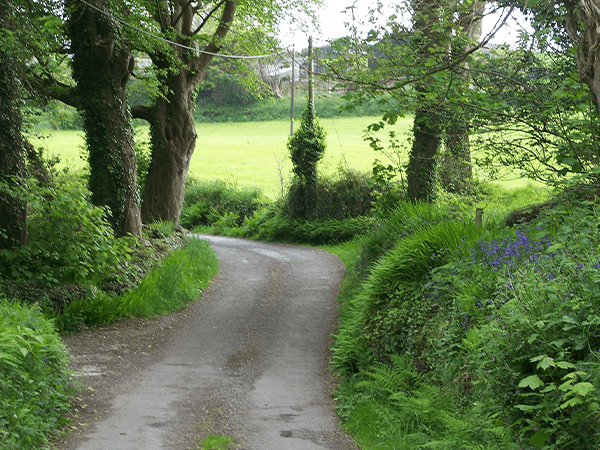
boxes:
[250,214,373,245]
[283,168,376,221]
[0,177,129,287]
[181,178,265,230]
[0,299,75,449]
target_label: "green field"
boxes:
[30,115,537,200]
[29,117,412,199]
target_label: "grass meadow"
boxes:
[29,117,411,199]
[30,115,536,200]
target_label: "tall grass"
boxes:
[56,237,218,330]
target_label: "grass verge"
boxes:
[55,237,219,331]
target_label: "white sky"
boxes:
[280,0,525,50]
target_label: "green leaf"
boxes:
[546,243,563,253]
[519,374,544,390]
[531,355,555,370]
[515,404,543,412]
[555,361,576,369]
[571,382,595,397]
[529,428,550,448]
[561,397,583,408]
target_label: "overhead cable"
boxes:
[78,0,287,59]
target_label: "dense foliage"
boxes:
[331,190,600,449]
[180,177,266,230]
[0,300,74,449]
[0,177,129,289]
[287,100,327,219]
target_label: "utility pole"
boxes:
[308,36,314,106]
[290,46,295,136]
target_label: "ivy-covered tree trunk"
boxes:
[0,1,27,249]
[407,104,442,201]
[406,0,448,202]
[67,0,142,237]
[439,1,483,193]
[287,100,327,220]
[439,115,473,193]
[135,1,236,225]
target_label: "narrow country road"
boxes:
[64,235,358,450]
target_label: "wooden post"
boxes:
[475,208,483,226]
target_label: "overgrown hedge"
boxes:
[332,196,600,449]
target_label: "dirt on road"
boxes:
[53,235,359,450]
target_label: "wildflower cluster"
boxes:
[470,229,553,269]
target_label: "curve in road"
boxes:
[73,235,358,450]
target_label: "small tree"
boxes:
[287,100,327,220]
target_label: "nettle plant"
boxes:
[428,204,600,448]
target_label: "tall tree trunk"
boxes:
[68,0,142,237]
[406,0,447,202]
[141,69,198,224]
[137,1,236,225]
[439,1,483,193]
[407,105,442,201]
[0,1,27,249]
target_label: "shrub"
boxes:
[0,177,129,287]
[0,299,75,449]
[250,214,373,245]
[181,178,265,230]
[283,168,376,221]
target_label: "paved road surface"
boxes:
[72,235,358,450]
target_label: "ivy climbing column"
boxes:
[0,0,28,249]
[67,0,142,237]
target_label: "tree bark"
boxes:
[139,1,237,225]
[565,0,600,114]
[439,1,483,193]
[407,105,442,201]
[406,0,447,202]
[0,1,27,249]
[141,70,198,224]
[68,0,142,237]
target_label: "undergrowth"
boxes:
[328,190,600,449]
[0,300,75,449]
[55,237,218,331]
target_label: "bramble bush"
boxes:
[0,299,75,449]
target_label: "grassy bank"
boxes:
[318,188,600,449]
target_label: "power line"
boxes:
[78,0,287,60]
